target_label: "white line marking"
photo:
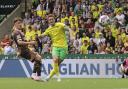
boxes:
[0,59,5,71]
[19,59,30,78]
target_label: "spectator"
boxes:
[85,18,94,32]
[97,42,106,54]
[92,6,100,22]
[105,42,113,54]
[33,19,41,31]
[32,0,40,9]
[36,0,47,19]
[23,12,32,25]
[69,25,79,40]
[103,1,114,13]
[70,17,78,29]
[3,42,15,55]
[1,34,12,48]
[115,10,125,26]
[73,33,82,47]
[68,39,75,54]
[124,11,128,26]
[98,12,110,27]
[93,33,106,45]
[80,40,89,54]
[81,32,90,44]
[110,18,120,38]
[79,23,86,38]
[106,31,115,48]
[94,27,102,38]
[69,12,78,27]
[115,39,124,54]
[120,28,127,43]
[74,2,83,16]
[0,44,3,54]
[74,40,81,54]
[88,39,97,54]
[7,0,128,55]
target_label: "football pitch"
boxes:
[0,78,128,89]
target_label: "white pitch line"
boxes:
[0,59,5,71]
[19,59,30,78]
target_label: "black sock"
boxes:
[33,62,37,73]
[37,67,41,76]
[35,60,42,76]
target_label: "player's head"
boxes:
[13,17,23,30]
[48,14,55,26]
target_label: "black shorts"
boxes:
[20,49,31,59]
[20,49,37,62]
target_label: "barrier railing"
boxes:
[0,53,128,59]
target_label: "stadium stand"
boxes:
[0,0,22,23]
[0,15,6,23]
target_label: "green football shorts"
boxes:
[52,47,68,60]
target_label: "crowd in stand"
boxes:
[0,0,128,55]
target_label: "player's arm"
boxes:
[40,33,47,38]
[17,40,36,45]
[40,28,49,38]
[16,35,35,45]
[0,41,9,46]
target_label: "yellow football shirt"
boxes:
[111,27,118,38]
[81,37,90,44]
[61,18,65,23]
[37,10,46,19]
[121,33,126,43]
[95,31,102,38]
[93,11,100,19]
[31,30,36,40]
[25,31,31,41]
[0,47,3,54]
[97,4,104,12]
[80,45,89,54]
[43,22,68,48]
[69,16,78,24]
[91,5,96,11]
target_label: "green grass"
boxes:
[0,78,128,89]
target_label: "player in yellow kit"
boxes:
[41,14,70,82]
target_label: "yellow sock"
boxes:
[54,63,59,73]
[49,63,59,79]
[54,63,60,78]
[49,69,56,79]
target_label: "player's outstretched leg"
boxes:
[44,57,59,81]
[45,62,59,81]
[31,53,42,81]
